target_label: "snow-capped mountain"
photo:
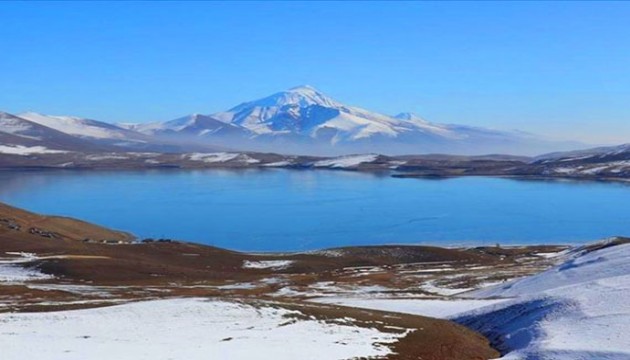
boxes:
[210,85,461,143]
[2,86,588,156]
[127,113,252,139]
[19,112,150,142]
[125,85,580,155]
[0,111,104,151]
[0,112,204,154]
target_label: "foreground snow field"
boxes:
[313,298,508,319]
[456,241,630,360]
[308,240,630,359]
[0,298,406,360]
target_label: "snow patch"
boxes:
[312,298,508,319]
[0,145,68,155]
[19,112,131,140]
[186,152,260,164]
[313,154,378,168]
[85,154,129,161]
[0,253,54,283]
[242,260,294,270]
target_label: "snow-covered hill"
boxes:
[19,112,144,141]
[456,238,630,359]
[535,143,630,163]
[0,298,406,360]
[0,111,213,153]
[532,144,630,177]
[127,113,253,139]
[0,111,105,152]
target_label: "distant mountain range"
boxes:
[0,111,213,153]
[2,104,630,179]
[0,85,594,156]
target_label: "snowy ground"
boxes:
[455,241,630,359]
[4,237,616,360]
[304,241,630,359]
[0,298,407,360]
[309,240,630,359]
[313,298,508,319]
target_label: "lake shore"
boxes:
[2,149,630,183]
[0,201,574,360]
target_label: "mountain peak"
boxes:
[288,85,318,92]
[394,112,429,124]
[226,86,341,114]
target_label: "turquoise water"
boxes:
[0,169,629,251]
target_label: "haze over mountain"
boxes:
[2,86,588,156]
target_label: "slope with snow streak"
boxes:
[0,145,68,155]
[0,111,106,151]
[19,112,147,141]
[0,252,54,283]
[313,298,509,319]
[0,298,406,360]
[456,241,630,359]
[130,113,252,139]
[313,154,379,168]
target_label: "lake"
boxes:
[0,169,629,251]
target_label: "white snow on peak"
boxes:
[211,85,343,133]
[394,112,430,124]
[117,85,530,152]
[247,85,342,109]
[210,86,466,141]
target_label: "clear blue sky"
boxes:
[1,1,629,144]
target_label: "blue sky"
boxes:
[1,1,629,144]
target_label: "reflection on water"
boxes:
[0,169,628,251]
